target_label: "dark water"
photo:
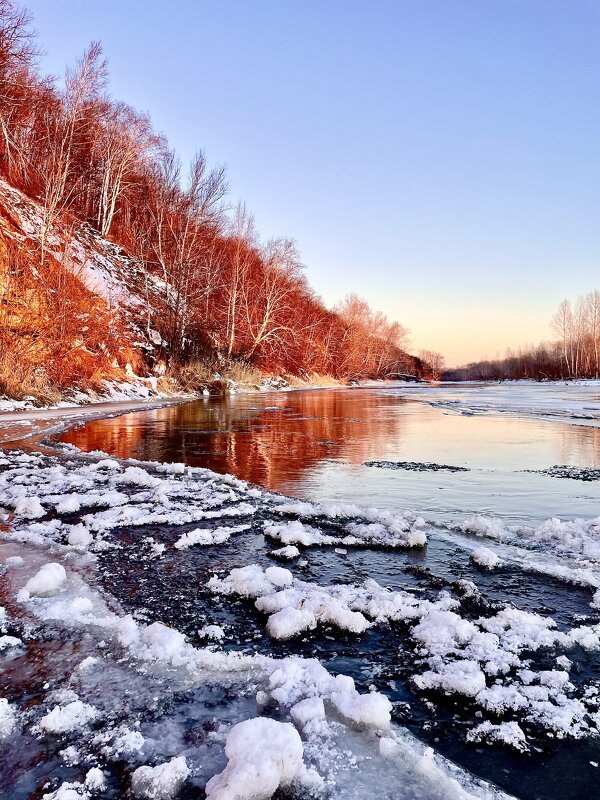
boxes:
[61,386,600,525]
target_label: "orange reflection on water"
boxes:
[61,390,410,490]
[60,388,600,495]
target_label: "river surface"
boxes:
[61,383,600,526]
[3,383,600,800]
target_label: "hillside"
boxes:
[0,177,166,402]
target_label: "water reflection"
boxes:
[61,390,411,488]
[60,387,600,524]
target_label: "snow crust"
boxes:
[389,381,600,425]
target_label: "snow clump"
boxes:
[131,756,190,799]
[466,721,529,752]
[18,562,66,599]
[470,547,501,570]
[37,700,99,735]
[205,717,305,800]
[173,524,250,549]
[0,698,18,737]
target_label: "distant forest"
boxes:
[444,291,600,381]
[0,1,418,400]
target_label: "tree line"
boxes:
[443,290,600,382]
[0,1,415,398]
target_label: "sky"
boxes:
[23,0,600,366]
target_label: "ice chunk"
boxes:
[131,756,190,799]
[0,635,22,650]
[157,462,186,474]
[56,496,81,514]
[85,768,106,791]
[467,721,528,752]
[264,520,330,546]
[118,466,162,487]
[0,698,17,737]
[141,622,187,662]
[266,607,316,639]
[104,727,145,757]
[412,610,478,656]
[208,564,282,598]
[42,782,90,800]
[173,524,249,549]
[264,566,293,588]
[38,700,99,734]
[414,661,487,697]
[331,689,392,729]
[67,525,93,550]
[19,562,66,599]
[470,547,501,570]
[14,495,45,518]
[539,670,571,691]
[198,624,225,642]
[205,718,304,800]
[270,545,301,560]
[290,697,326,734]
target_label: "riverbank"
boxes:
[0,372,353,446]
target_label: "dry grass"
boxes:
[0,236,140,405]
[171,358,262,395]
[285,372,343,389]
[0,358,64,405]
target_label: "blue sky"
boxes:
[24,0,600,365]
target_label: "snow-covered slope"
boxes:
[0,178,167,353]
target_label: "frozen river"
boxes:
[1,382,600,800]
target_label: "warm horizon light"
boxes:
[25,0,600,367]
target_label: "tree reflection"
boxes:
[60,390,408,490]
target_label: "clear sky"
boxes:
[23,0,600,366]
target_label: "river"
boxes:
[61,383,600,525]
[2,382,600,800]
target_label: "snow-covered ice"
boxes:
[1,415,599,800]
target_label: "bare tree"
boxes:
[243,238,302,359]
[419,349,445,380]
[552,299,573,376]
[0,1,39,182]
[38,41,107,262]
